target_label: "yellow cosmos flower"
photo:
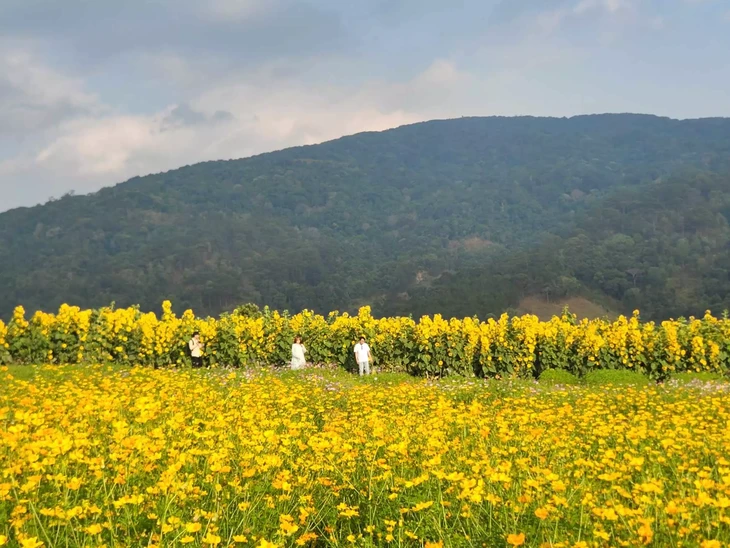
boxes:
[295,533,317,546]
[507,533,525,546]
[85,524,103,535]
[2,345,730,547]
[202,533,221,545]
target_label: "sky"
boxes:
[1,0,729,212]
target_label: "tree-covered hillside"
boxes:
[395,171,730,320]
[2,114,730,320]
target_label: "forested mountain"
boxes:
[400,171,730,320]
[2,114,730,320]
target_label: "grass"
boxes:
[538,368,580,386]
[583,368,651,386]
[5,364,38,381]
[5,363,130,382]
[7,363,730,387]
[276,367,417,387]
[671,371,726,383]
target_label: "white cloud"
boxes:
[16,48,595,202]
[9,62,448,207]
[36,116,157,176]
[202,0,271,20]
[1,0,729,212]
[536,9,569,33]
[0,55,478,211]
[0,37,638,211]
[133,52,214,89]
[0,46,100,136]
[648,15,665,29]
[527,0,641,36]
[574,0,632,14]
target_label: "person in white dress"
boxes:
[354,336,371,376]
[291,336,307,370]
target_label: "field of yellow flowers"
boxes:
[2,301,730,379]
[1,365,729,547]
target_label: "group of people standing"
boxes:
[291,335,372,375]
[187,332,373,375]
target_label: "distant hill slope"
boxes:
[516,296,617,322]
[2,114,730,320]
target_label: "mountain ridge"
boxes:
[3,113,730,320]
[5,112,719,215]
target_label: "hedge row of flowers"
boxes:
[1,301,729,379]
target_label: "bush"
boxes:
[539,368,580,386]
[584,369,650,386]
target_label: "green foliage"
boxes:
[539,368,580,386]
[3,115,730,322]
[234,303,263,318]
[408,171,730,322]
[584,369,651,387]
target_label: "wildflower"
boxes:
[279,514,299,536]
[86,524,103,535]
[2,333,729,547]
[412,501,434,512]
[637,521,653,545]
[202,533,221,545]
[295,533,317,546]
[507,533,525,546]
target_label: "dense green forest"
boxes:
[2,114,730,320]
[401,171,730,319]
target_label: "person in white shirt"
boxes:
[291,336,307,370]
[354,336,372,376]
[189,331,204,368]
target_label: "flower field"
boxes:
[2,302,730,379]
[1,366,729,547]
